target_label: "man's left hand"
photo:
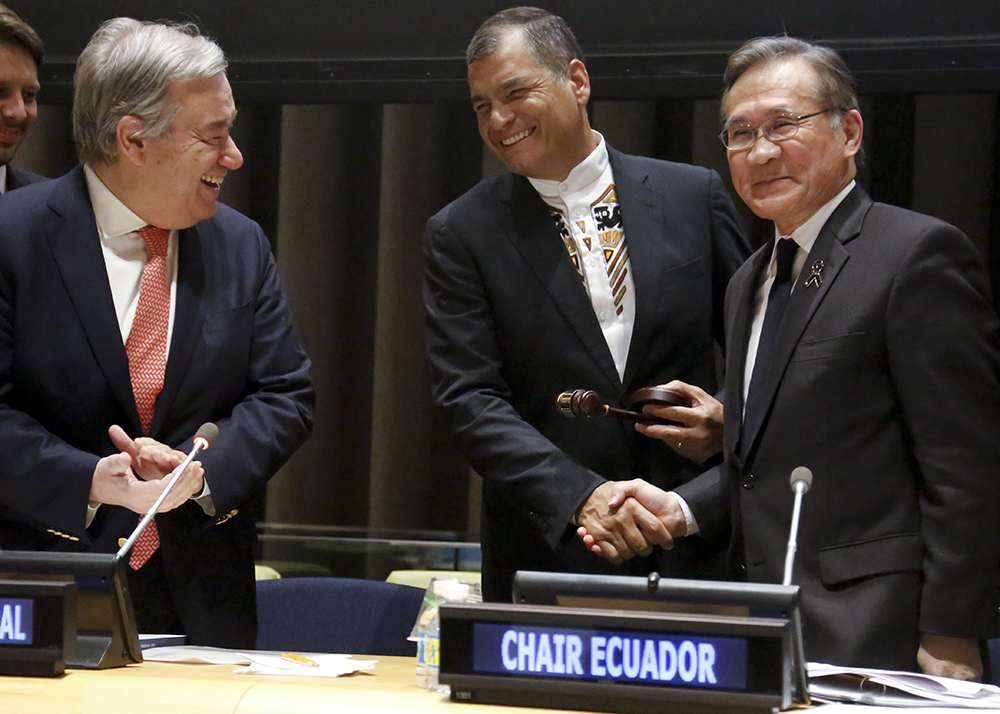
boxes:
[917,633,982,681]
[109,425,190,483]
[635,380,723,463]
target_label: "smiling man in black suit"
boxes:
[424,6,749,602]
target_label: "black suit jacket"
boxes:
[424,148,749,600]
[0,166,315,647]
[5,165,45,191]
[677,186,1000,670]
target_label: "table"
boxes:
[0,656,592,714]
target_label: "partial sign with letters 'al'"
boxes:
[0,597,33,645]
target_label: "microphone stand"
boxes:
[783,466,813,706]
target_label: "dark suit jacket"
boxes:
[5,165,45,191]
[677,186,1000,670]
[424,148,749,601]
[0,166,315,648]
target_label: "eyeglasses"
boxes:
[720,110,830,151]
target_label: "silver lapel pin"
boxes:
[804,259,825,289]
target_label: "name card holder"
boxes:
[0,580,75,677]
[438,571,808,714]
[0,551,141,669]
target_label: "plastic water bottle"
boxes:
[415,603,435,688]
[416,579,472,692]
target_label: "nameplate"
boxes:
[440,602,794,714]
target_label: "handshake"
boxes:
[575,479,688,564]
[564,379,722,564]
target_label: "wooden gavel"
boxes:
[555,387,690,425]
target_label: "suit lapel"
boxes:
[725,246,770,469]
[45,167,142,432]
[6,167,22,191]
[503,174,621,389]
[611,151,664,389]
[739,187,871,462]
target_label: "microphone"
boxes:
[116,422,219,561]
[782,466,813,586]
[782,466,813,706]
[556,388,689,425]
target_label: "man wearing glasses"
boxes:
[582,36,1000,679]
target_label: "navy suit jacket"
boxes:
[677,186,1000,670]
[425,148,749,601]
[0,166,314,647]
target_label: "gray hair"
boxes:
[466,6,583,78]
[72,18,227,167]
[721,36,858,130]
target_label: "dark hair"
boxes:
[0,2,43,67]
[721,36,858,129]
[466,6,583,77]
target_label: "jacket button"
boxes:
[742,474,755,489]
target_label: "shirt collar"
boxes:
[84,164,149,240]
[777,179,856,254]
[0,164,6,194]
[527,131,608,200]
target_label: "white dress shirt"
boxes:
[84,166,179,352]
[529,133,636,380]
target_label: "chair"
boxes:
[256,577,424,655]
[254,564,282,580]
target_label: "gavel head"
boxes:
[555,389,606,418]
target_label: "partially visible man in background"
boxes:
[0,2,44,191]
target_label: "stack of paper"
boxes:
[236,652,377,677]
[142,646,377,677]
[808,662,1000,708]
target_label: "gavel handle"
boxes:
[604,405,669,425]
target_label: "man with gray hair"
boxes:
[581,36,1000,679]
[424,7,748,602]
[0,2,44,191]
[0,18,314,647]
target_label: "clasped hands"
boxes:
[575,479,685,563]
[89,425,204,515]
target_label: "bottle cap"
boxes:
[432,578,471,601]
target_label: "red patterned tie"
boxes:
[126,225,170,570]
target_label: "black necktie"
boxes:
[742,238,799,446]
